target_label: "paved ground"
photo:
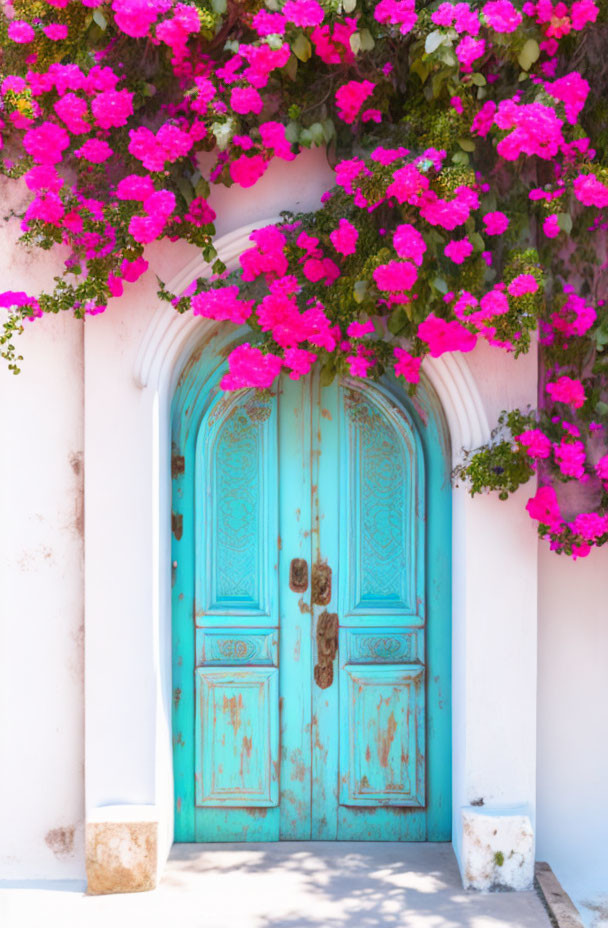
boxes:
[1,842,554,928]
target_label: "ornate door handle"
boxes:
[289,557,308,592]
[311,560,332,605]
[314,610,338,690]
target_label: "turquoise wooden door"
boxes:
[172,351,451,842]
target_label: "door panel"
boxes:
[338,663,425,807]
[195,666,279,807]
[172,356,451,843]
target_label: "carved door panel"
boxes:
[172,366,451,842]
[311,379,428,840]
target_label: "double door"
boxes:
[172,372,450,841]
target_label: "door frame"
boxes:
[170,339,452,842]
[83,219,539,892]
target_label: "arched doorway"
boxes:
[171,328,451,843]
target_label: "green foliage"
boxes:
[454,409,537,501]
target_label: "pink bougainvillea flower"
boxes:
[508,274,539,296]
[251,9,286,35]
[374,0,417,34]
[483,211,509,235]
[111,0,167,37]
[230,154,268,188]
[284,347,317,380]
[91,89,134,129]
[526,485,562,529]
[573,173,608,208]
[347,319,375,338]
[282,0,324,27]
[116,174,156,200]
[335,80,375,124]
[0,290,36,308]
[120,256,148,282]
[482,0,522,31]
[417,313,477,357]
[259,122,294,160]
[54,93,91,135]
[570,0,599,29]
[546,375,586,408]
[595,454,608,482]
[393,224,426,265]
[74,138,113,163]
[516,428,552,458]
[547,72,589,124]
[330,219,358,255]
[8,21,35,43]
[394,347,422,383]
[24,165,63,192]
[543,215,561,238]
[230,87,264,115]
[387,164,430,203]
[554,439,586,478]
[191,285,254,324]
[494,100,565,160]
[373,260,418,292]
[570,512,608,541]
[479,288,509,317]
[471,100,497,137]
[334,157,367,193]
[43,23,69,39]
[221,343,283,390]
[23,122,70,164]
[550,289,596,337]
[444,237,473,264]
[240,226,288,281]
[456,36,485,72]
[311,18,357,64]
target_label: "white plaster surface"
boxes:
[0,180,85,880]
[0,843,553,928]
[536,543,608,928]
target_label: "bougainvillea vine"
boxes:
[0,0,608,557]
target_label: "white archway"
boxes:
[84,220,538,894]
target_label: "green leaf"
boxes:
[452,150,469,165]
[470,72,486,86]
[292,34,312,61]
[285,54,298,81]
[518,38,540,71]
[458,137,476,152]
[343,0,357,10]
[353,280,369,303]
[308,122,325,145]
[387,307,408,335]
[349,32,361,54]
[557,212,573,235]
[285,121,299,143]
[92,8,107,30]
[359,28,375,51]
[470,232,485,253]
[433,276,448,294]
[425,30,446,54]
[211,0,226,12]
[595,401,608,417]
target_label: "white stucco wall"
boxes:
[0,183,85,879]
[537,545,608,927]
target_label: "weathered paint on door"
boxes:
[172,330,451,842]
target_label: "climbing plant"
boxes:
[1,0,608,556]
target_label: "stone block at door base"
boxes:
[461,806,534,892]
[86,820,158,894]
